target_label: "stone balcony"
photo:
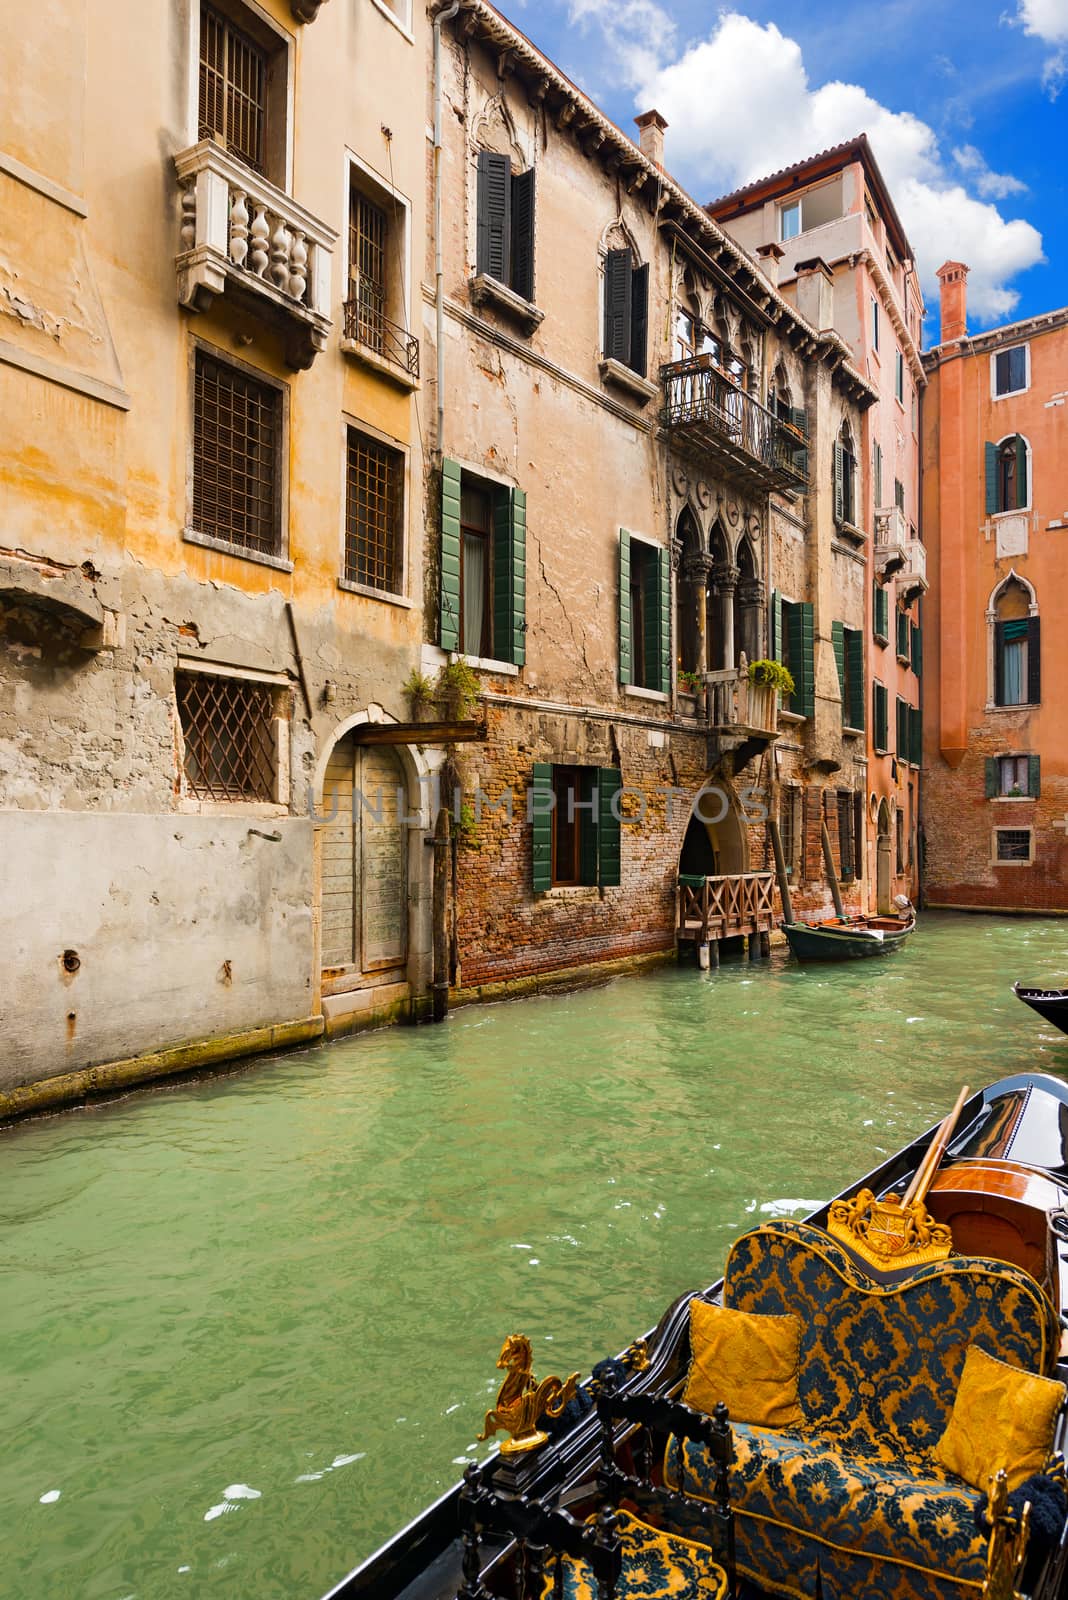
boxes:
[873,505,908,577]
[898,536,928,602]
[175,141,336,370]
[661,356,808,496]
[696,667,779,771]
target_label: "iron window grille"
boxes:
[344,429,403,593]
[176,670,280,800]
[199,4,268,174]
[837,791,855,880]
[995,828,1032,863]
[343,187,419,376]
[193,350,282,557]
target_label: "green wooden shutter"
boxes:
[629,263,649,377]
[909,705,921,765]
[985,757,998,799]
[531,762,553,892]
[654,546,670,691]
[831,621,846,704]
[790,406,807,435]
[984,441,998,515]
[1027,616,1041,703]
[994,619,1005,705]
[618,530,632,685]
[603,249,633,364]
[786,602,814,718]
[873,441,883,507]
[510,168,535,302]
[579,769,599,886]
[440,458,462,651]
[896,697,908,757]
[833,440,844,524]
[847,629,865,730]
[873,582,888,641]
[597,767,622,887]
[911,622,922,677]
[874,682,888,751]
[770,589,783,661]
[1028,754,1041,798]
[476,151,511,283]
[1015,435,1028,508]
[492,486,526,666]
[897,610,910,663]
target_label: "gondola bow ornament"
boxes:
[476,1333,579,1454]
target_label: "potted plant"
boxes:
[748,658,795,695]
[746,658,794,732]
[437,659,481,721]
[678,669,703,700]
[402,669,436,721]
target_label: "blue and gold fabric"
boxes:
[540,1510,726,1600]
[661,1220,1060,1600]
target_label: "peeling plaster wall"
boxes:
[0,812,315,1092]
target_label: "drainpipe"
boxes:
[433,0,461,456]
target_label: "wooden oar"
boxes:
[903,1084,971,1209]
[820,819,846,920]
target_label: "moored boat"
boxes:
[323,1074,1068,1600]
[782,908,916,961]
[1014,982,1068,1036]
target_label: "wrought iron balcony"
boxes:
[661,357,809,494]
[342,299,420,388]
[175,141,336,370]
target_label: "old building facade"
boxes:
[0,0,440,1107]
[921,264,1068,911]
[710,137,926,911]
[426,2,876,1000]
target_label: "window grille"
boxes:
[349,191,388,352]
[199,5,267,174]
[837,791,855,879]
[176,671,278,800]
[345,430,402,592]
[193,351,281,556]
[996,828,1031,863]
[780,789,797,873]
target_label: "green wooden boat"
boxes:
[783,910,916,961]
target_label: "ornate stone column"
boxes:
[681,553,713,673]
[711,561,739,671]
[738,577,766,664]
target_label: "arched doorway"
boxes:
[675,507,704,675]
[876,799,892,914]
[321,736,409,978]
[679,792,748,878]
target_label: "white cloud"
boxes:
[1011,0,1068,95]
[621,12,1042,324]
[952,144,1028,198]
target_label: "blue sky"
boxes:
[501,0,1067,338]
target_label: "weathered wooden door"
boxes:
[321,737,408,974]
[876,801,892,915]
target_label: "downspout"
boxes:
[433,0,461,455]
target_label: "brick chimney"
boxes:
[635,110,668,169]
[794,257,834,331]
[937,261,969,342]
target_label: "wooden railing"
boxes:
[676,872,776,942]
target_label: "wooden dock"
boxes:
[676,871,776,967]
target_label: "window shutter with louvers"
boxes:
[597,767,622,887]
[629,263,649,378]
[874,682,888,751]
[770,589,783,662]
[911,622,922,676]
[831,621,846,706]
[510,167,535,302]
[618,530,632,685]
[604,249,633,364]
[476,151,512,284]
[651,545,670,692]
[440,459,461,651]
[1029,754,1041,797]
[985,758,998,800]
[1016,435,1028,507]
[492,486,526,666]
[847,629,865,730]
[788,601,815,718]
[531,762,553,893]
[984,442,998,516]
[1027,616,1041,703]
[833,440,845,524]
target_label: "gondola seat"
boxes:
[663,1219,1063,1600]
[541,1510,729,1600]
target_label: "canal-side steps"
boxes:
[675,871,776,968]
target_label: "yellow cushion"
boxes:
[683,1298,802,1429]
[933,1342,1066,1492]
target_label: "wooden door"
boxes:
[320,738,408,975]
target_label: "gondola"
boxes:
[1014,982,1068,1037]
[324,1073,1068,1600]
[782,908,916,961]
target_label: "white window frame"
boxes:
[779,200,801,242]
[991,343,1030,401]
[368,0,414,41]
[174,657,292,815]
[993,432,1033,516]
[991,826,1034,866]
[186,0,296,193]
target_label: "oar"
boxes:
[820,819,846,920]
[902,1084,971,1210]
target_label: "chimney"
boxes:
[937,260,969,342]
[635,110,668,170]
[794,256,834,332]
[756,241,785,289]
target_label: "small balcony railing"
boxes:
[899,536,928,600]
[873,505,908,576]
[676,872,776,943]
[661,357,809,494]
[175,140,335,369]
[342,299,420,383]
[700,668,779,737]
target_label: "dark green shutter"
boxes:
[985,757,998,799]
[788,601,814,718]
[1029,754,1041,797]
[873,441,883,507]
[896,697,908,757]
[645,544,669,692]
[847,629,865,730]
[833,440,844,523]
[1027,616,1041,703]
[476,151,511,283]
[770,589,783,661]
[510,167,535,302]
[579,769,598,886]
[909,705,921,765]
[618,530,631,685]
[873,582,888,641]
[984,442,998,515]
[597,767,622,887]
[831,621,846,712]
[629,263,649,377]
[440,458,461,651]
[994,619,1005,705]
[1015,435,1028,507]
[897,610,910,663]
[604,249,633,364]
[531,763,552,892]
[790,406,807,434]
[874,682,888,751]
[911,622,922,676]
[492,486,526,666]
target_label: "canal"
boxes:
[3,911,1067,1600]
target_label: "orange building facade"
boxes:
[922,264,1068,911]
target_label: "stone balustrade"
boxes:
[174,141,336,370]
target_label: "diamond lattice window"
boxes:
[193,351,281,556]
[344,429,403,592]
[176,671,278,800]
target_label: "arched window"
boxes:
[991,575,1039,707]
[834,422,858,528]
[675,508,703,676]
[769,363,792,420]
[988,435,1029,514]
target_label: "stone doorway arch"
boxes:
[876,798,892,914]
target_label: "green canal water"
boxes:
[4,911,1068,1600]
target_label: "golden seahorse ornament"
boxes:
[476,1333,579,1455]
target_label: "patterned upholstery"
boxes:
[661,1220,1060,1600]
[541,1510,727,1600]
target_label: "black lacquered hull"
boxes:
[783,921,914,962]
[1014,983,1068,1036]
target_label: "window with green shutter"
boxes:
[896,609,911,664]
[989,435,1030,513]
[873,681,888,752]
[911,621,922,676]
[989,753,1040,798]
[783,599,815,718]
[908,704,922,765]
[532,764,622,891]
[620,533,668,691]
[845,628,865,730]
[441,460,525,663]
[896,695,909,758]
[873,582,889,643]
[831,621,845,706]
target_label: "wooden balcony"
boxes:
[676,872,776,944]
[175,141,336,370]
[661,357,808,495]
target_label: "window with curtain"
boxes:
[1000,619,1028,706]
[459,482,491,658]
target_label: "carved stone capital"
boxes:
[681,553,714,586]
[738,580,765,608]
[711,561,740,593]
